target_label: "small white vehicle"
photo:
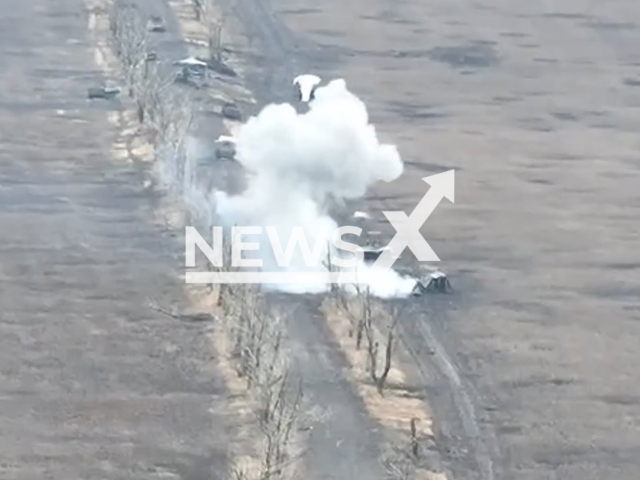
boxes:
[293,74,321,102]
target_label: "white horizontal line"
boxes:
[185,271,374,284]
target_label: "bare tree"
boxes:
[257,371,303,480]
[130,58,171,125]
[410,417,419,459]
[227,285,271,383]
[218,286,305,480]
[109,0,148,97]
[226,371,303,480]
[362,298,398,394]
[323,241,341,297]
[217,277,306,480]
[333,282,406,395]
[383,414,427,480]
[193,0,204,21]
[148,86,195,201]
[383,443,418,480]
[146,85,193,148]
[204,226,234,299]
[230,466,250,480]
[324,246,371,348]
[334,282,370,349]
[198,0,226,62]
[208,17,224,62]
[356,285,372,350]
[212,226,245,306]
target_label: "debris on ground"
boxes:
[87,86,120,100]
[206,57,237,77]
[411,270,452,295]
[174,66,205,88]
[353,211,370,219]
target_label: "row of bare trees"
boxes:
[325,251,399,395]
[108,3,302,479]
[109,0,194,198]
[338,283,398,394]
[108,0,228,148]
[109,0,190,127]
[216,242,304,480]
[109,0,147,97]
[334,285,427,479]
[325,258,427,478]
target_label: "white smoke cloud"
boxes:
[213,78,415,298]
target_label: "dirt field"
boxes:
[230,0,640,479]
[0,0,229,478]
[4,0,640,478]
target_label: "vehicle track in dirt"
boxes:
[397,296,501,480]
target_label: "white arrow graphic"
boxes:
[369,169,455,273]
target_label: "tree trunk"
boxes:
[376,330,393,394]
[137,102,144,123]
[194,0,201,21]
[356,319,364,349]
[410,417,419,458]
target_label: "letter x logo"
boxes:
[370,170,455,273]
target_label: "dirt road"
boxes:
[0,0,228,478]
[225,0,640,479]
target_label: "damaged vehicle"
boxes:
[411,270,452,295]
[215,135,237,160]
[87,85,120,100]
[361,244,392,262]
[173,57,208,88]
[174,66,205,88]
[147,15,166,32]
[359,242,451,295]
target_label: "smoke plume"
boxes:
[213,78,416,298]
